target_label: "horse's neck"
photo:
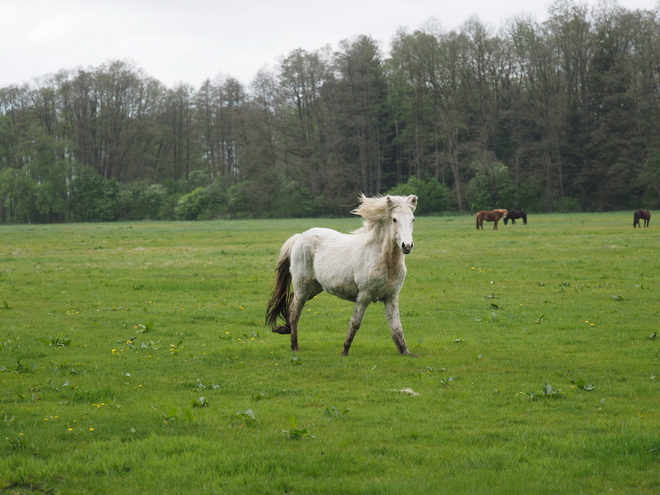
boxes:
[366,225,404,277]
[382,237,404,277]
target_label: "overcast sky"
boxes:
[2,0,658,89]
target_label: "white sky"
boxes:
[2,0,658,89]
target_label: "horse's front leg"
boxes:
[385,296,417,356]
[342,295,370,356]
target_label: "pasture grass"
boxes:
[0,212,659,494]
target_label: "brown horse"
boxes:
[634,209,651,228]
[476,209,508,230]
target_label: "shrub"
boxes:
[69,168,119,222]
[117,181,167,220]
[466,163,515,211]
[175,187,211,221]
[387,176,451,214]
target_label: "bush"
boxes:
[466,164,515,212]
[554,196,582,213]
[69,168,119,222]
[117,181,167,220]
[175,187,211,221]
[386,176,451,214]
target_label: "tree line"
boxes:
[2,0,660,223]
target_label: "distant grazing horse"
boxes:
[476,209,508,230]
[503,210,527,225]
[634,209,651,228]
[266,194,418,356]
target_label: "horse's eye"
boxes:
[392,218,397,223]
[412,218,415,222]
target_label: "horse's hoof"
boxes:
[272,325,291,335]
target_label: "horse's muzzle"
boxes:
[401,242,413,254]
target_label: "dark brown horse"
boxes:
[476,209,508,230]
[634,209,651,228]
[503,210,527,225]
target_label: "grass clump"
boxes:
[0,213,659,494]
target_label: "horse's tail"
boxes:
[266,234,299,333]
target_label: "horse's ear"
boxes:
[407,195,418,211]
[386,196,394,210]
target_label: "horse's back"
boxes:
[290,227,363,275]
[294,227,353,253]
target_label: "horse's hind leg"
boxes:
[288,282,322,352]
[287,294,305,352]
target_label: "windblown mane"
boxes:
[351,194,411,233]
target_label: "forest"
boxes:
[2,0,660,223]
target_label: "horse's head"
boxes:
[387,195,417,255]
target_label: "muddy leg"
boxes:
[342,296,370,356]
[288,294,305,352]
[385,296,417,356]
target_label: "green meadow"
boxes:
[0,212,658,494]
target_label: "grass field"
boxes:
[0,212,659,494]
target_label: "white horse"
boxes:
[266,194,418,356]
